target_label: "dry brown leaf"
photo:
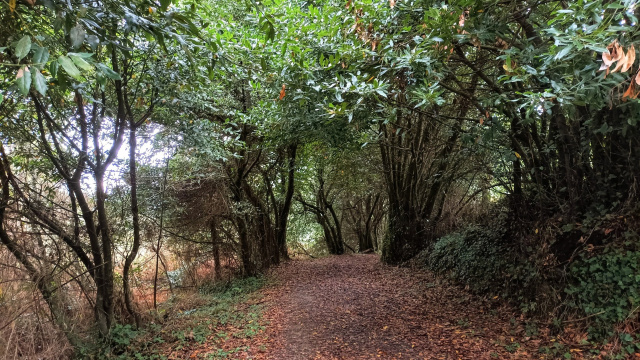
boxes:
[470,36,481,47]
[622,45,636,72]
[9,0,16,12]
[279,84,286,100]
[613,42,623,61]
[636,70,640,85]
[495,37,509,50]
[622,82,637,100]
[612,52,626,73]
[602,40,623,67]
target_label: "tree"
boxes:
[0,0,203,335]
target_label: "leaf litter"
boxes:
[255,255,547,359]
[168,255,594,359]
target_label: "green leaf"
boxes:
[70,55,92,71]
[58,55,81,79]
[49,61,59,78]
[96,63,121,80]
[96,73,106,88]
[154,31,168,53]
[260,18,276,42]
[14,35,31,60]
[555,45,573,61]
[32,69,48,95]
[56,68,70,89]
[86,35,100,50]
[170,13,196,33]
[32,46,49,68]
[160,0,171,11]
[67,52,93,58]
[16,67,31,95]
[0,93,3,106]
[606,2,625,8]
[69,24,85,49]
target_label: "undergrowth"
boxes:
[419,204,640,359]
[428,224,508,294]
[79,276,267,359]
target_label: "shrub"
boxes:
[110,324,139,351]
[427,224,508,293]
[565,249,640,340]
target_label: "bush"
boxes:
[109,324,139,352]
[565,249,640,340]
[427,224,508,293]
[420,206,640,350]
[424,207,546,313]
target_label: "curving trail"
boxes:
[255,254,538,360]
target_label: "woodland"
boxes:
[0,0,639,358]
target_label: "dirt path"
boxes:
[256,255,538,360]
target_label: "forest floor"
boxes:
[154,254,585,359]
[246,254,550,360]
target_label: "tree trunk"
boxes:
[381,205,423,264]
[153,157,169,309]
[237,216,255,276]
[95,171,115,334]
[275,143,297,261]
[123,120,141,327]
[210,219,222,280]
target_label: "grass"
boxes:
[82,276,268,359]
